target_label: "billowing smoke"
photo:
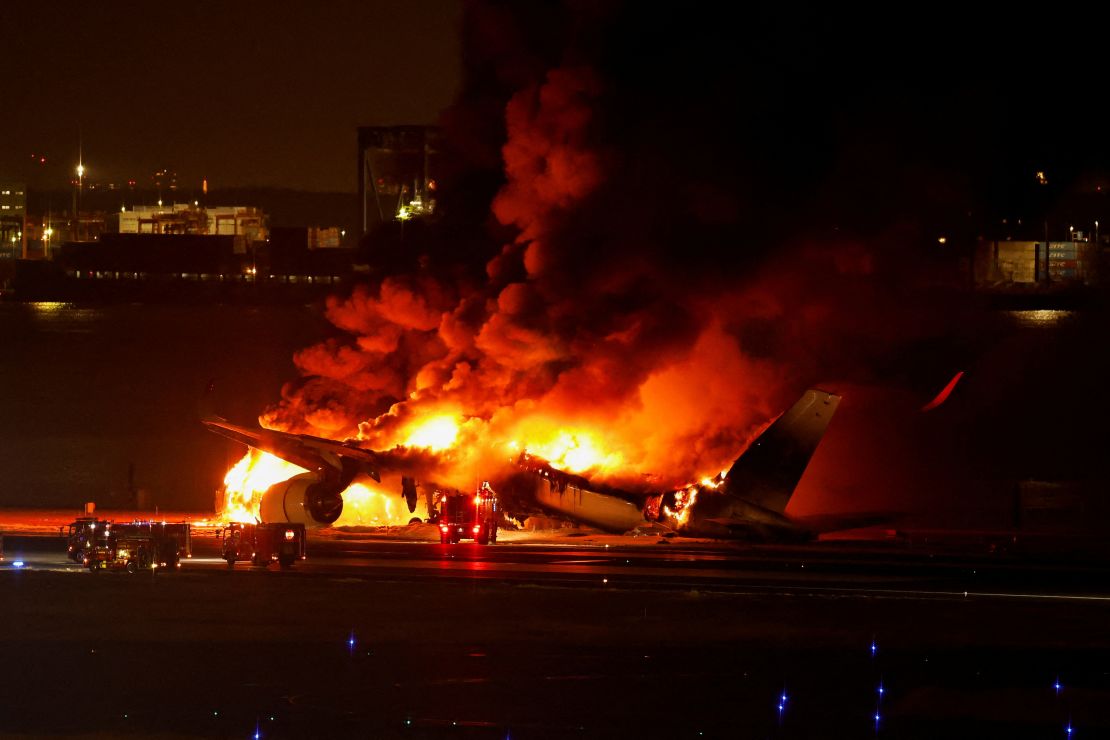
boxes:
[260,3,969,503]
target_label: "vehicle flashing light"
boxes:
[284,530,294,540]
[12,561,24,568]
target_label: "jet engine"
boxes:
[258,473,344,527]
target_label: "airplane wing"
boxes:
[200,384,381,483]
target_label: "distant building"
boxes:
[118,204,267,253]
[357,125,441,236]
[153,168,178,195]
[974,238,1099,285]
[0,183,26,259]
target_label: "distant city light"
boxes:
[937,236,947,245]
[1036,171,1048,185]
[76,164,85,178]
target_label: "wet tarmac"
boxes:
[2,534,1110,738]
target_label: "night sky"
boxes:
[2,3,1107,210]
[0,1,461,193]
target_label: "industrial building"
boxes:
[974,235,1101,286]
[0,183,27,259]
[357,125,441,236]
[118,204,267,253]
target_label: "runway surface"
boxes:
[3,530,1110,738]
[8,528,1110,601]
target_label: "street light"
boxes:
[74,163,86,240]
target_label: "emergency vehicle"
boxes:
[65,517,110,562]
[83,521,192,573]
[437,482,500,545]
[219,522,306,569]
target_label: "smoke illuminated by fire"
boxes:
[242,62,795,502]
[216,7,961,525]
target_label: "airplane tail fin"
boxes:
[722,389,840,514]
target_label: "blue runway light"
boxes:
[1055,677,1063,695]
[348,630,356,654]
[870,638,877,657]
[878,680,885,698]
[1066,721,1073,737]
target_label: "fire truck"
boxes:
[84,521,192,573]
[436,482,500,545]
[219,522,306,569]
[65,517,110,562]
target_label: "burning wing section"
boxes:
[201,395,381,527]
[502,389,842,540]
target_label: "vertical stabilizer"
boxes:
[723,389,840,513]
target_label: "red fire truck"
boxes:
[65,517,110,562]
[437,482,500,545]
[219,522,306,569]
[84,521,191,573]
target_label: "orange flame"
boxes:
[220,450,434,527]
[403,415,460,451]
[332,480,430,526]
[221,449,307,524]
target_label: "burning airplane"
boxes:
[203,386,844,541]
[202,389,383,527]
[499,389,841,540]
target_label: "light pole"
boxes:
[74,162,85,241]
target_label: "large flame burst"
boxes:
[222,450,306,524]
[218,415,641,526]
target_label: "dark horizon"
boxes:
[0,0,461,193]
